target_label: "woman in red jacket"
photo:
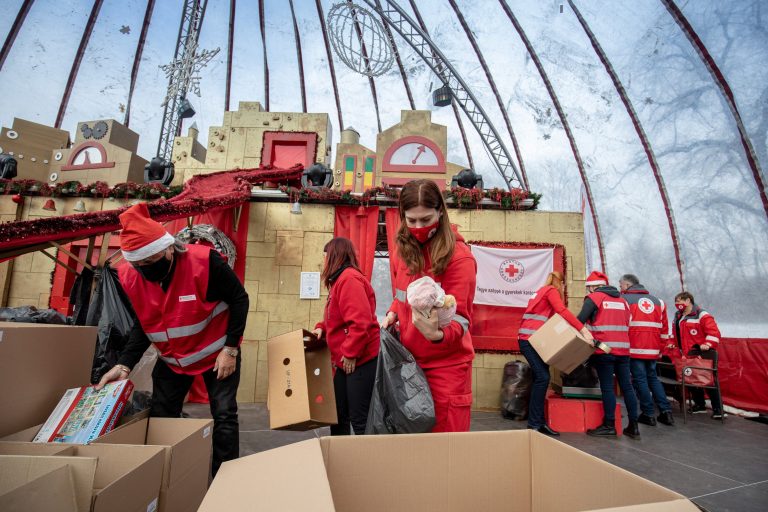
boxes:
[518,272,593,436]
[381,179,477,432]
[313,237,380,435]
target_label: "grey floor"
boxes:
[185,402,768,512]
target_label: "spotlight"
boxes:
[144,157,175,186]
[0,154,17,179]
[301,163,333,189]
[451,168,484,189]
[432,84,452,107]
[42,199,56,211]
[178,97,196,119]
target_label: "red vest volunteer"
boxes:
[621,284,670,359]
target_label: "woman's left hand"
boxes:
[341,356,357,374]
[412,307,443,341]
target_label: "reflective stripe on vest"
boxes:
[518,328,537,335]
[395,288,406,302]
[603,341,631,349]
[522,313,548,322]
[705,335,719,343]
[147,302,229,343]
[587,325,629,332]
[629,321,663,328]
[160,335,227,367]
[630,348,660,355]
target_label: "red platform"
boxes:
[545,392,622,435]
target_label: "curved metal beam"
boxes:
[258,0,269,111]
[224,0,235,112]
[348,1,383,132]
[315,0,344,129]
[124,0,155,127]
[288,0,307,113]
[498,0,606,271]
[0,0,35,73]
[447,0,529,189]
[661,0,768,221]
[569,0,685,291]
[55,0,104,128]
[364,0,525,190]
[406,0,473,168]
[375,0,415,110]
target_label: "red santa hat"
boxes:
[119,203,175,262]
[585,270,608,287]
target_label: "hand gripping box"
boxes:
[198,430,698,511]
[267,329,337,430]
[528,313,596,374]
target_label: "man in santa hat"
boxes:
[577,271,641,439]
[97,203,249,477]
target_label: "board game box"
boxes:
[33,379,134,444]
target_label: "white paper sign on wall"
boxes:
[300,272,321,299]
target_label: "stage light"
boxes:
[0,154,17,179]
[432,84,452,107]
[301,163,333,189]
[178,97,196,119]
[451,168,484,190]
[144,157,175,186]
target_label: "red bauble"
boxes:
[11,194,22,204]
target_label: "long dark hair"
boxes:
[396,179,456,276]
[321,237,361,288]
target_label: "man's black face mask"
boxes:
[136,255,172,282]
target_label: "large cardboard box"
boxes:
[528,314,595,374]
[267,329,337,430]
[94,417,213,512]
[0,323,98,438]
[198,431,697,511]
[0,465,79,512]
[0,409,150,443]
[0,443,164,512]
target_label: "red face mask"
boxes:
[408,221,440,244]
[675,303,686,312]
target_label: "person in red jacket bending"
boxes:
[313,237,380,435]
[673,291,724,419]
[578,271,641,439]
[518,271,594,436]
[381,179,477,432]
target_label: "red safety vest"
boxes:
[518,285,558,340]
[622,288,670,360]
[586,291,631,356]
[675,306,721,354]
[118,245,231,375]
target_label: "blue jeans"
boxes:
[590,354,639,423]
[630,358,672,416]
[518,339,550,429]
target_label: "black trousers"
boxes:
[150,355,241,477]
[331,357,377,436]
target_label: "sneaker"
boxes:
[687,405,707,414]
[711,412,726,420]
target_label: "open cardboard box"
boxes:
[267,329,337,430]
[94,417,213,512]
[0,465,79,512]
[0,323,98,438]
[199,430,697,511]
[0,443,164,512]
[529,314,596,374]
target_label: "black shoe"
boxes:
[688,405,707,414]
[711,412,726,420]
[536,425,560,437]
[623,420,641,439]
[658,411,675,426]
[637,413,657,426]
[587,424,617,437]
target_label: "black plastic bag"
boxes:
[0,305,68,324]
[500,360,532,420]
[365,328,436,434]
[561,362,599,388]
[87,265,136,384]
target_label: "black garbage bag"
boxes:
[0,305,68,324]
[365,328,436,434]
[561,362,599,388]
[87,265,136,384]
[500,360,532,420]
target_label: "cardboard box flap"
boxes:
[268,331,311,428]
[0,441,75,456]
[321,431,532,512]
[146,418,213,487]
[0,465,78,512]
[0,454,97,512]
[530,434,694,511]
[588,500,699,512]
[198,438,335,512]
[305,349,337,424]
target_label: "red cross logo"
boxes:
[505,264,520,279]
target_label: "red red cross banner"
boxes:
[470,245,554,307]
